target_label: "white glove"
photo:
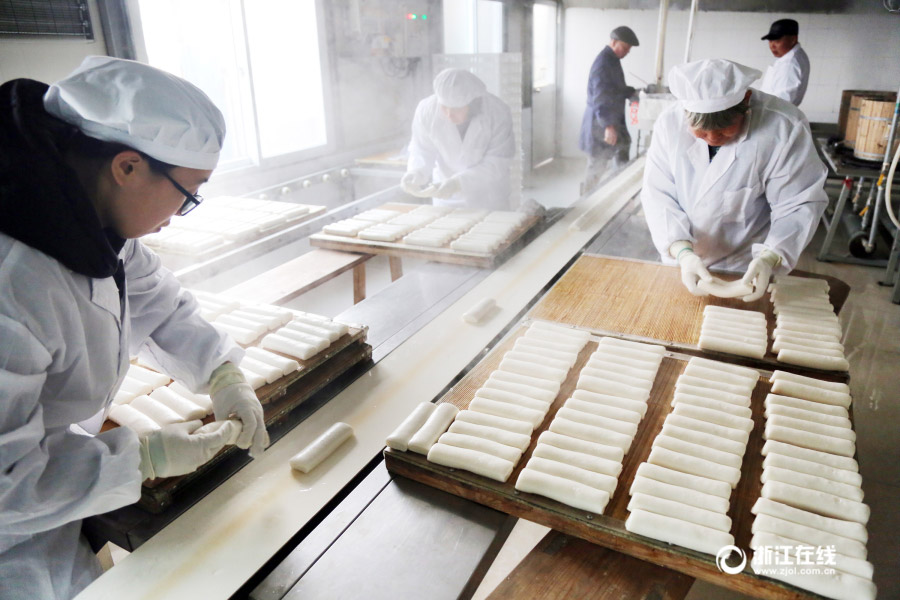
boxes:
[209,363,269,458]
[431,177,461,199]
[401,172,433,197]
[138,419,240,480]
[741,249,782,302]
[670,241,712,296]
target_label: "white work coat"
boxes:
[640,89,827,273]
[760,43,810,107]
[407,93,516,210]
[0,235,240,600]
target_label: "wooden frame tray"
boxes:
[103,326,371,512]
[152,205,326,269]
[308,202,542,268]
[527,254,851,378]
[384,324,833,600]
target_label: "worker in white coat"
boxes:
[759,18,810,106]
[640,59,827,301]
[0,57,268,599]
[401,68,516,210]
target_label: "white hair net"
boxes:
[433,69,487,108]
[669,59,761,114]
[43,56,225,170]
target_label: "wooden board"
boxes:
[527,255,851,377]
[309,202,543,269]
[384,325,829,600]
[487,530,695,600]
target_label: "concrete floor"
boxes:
[472,158,900,600]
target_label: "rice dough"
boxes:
[386,402,436,451]
[625,508,734,556]
[407,403,460,454]
[515,467,611,514]
[289,422,354,474]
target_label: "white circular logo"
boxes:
[716,545,747,575]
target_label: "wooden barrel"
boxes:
[854,95,899,161]
[844,91,895,149]
[838,89,869,139]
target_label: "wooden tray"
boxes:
[103,326,371,512]
[153,205,326,271]
[527,254,851,378]
[384,325,828,600]
[309,202,542,269]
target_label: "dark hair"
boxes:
[685,101,750,131]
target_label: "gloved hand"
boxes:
[431,177,461,199]
[138,419,241,480]
[741,249,782,302]
[209,362,269,458]
[670,240,712,295]
[401,172,432,197]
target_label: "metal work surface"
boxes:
[77,160,645,600]
[251,463,513,600]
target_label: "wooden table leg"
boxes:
[486,531,695,600]
[389,256,403,282]
[353,263,366,304]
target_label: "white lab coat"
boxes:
[407,93,516,210]
[0,235,241,600]
[760,43,810,107]
[640,89,827,273]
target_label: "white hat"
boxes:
[43,56,225,170]
[433,68,486,108]
[668,59,761,113]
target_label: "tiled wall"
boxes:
[562,8,900,157]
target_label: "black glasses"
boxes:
[162,171,204,216]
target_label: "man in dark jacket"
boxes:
[579,26,639,195]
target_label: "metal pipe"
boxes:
[683,0,699,64]
[851,177,867,212]
[654,0,670,87]
[864,84,900,252]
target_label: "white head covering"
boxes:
[433,68,487,108]
[669,59,761,113]
[43,56,225,170]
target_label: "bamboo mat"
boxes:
[384,325,825,600]
[528,255,850,376]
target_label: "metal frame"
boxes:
[815,138,898,268]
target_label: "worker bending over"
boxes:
[641,59,827,301]
[0,57,268,599]
[401,68,516,211]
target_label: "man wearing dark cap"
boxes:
[759,18,809,106]
[579,25,639,195]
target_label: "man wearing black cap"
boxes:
[579,25,639,195]
[759,18,809,106]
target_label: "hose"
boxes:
[886,140,900,229]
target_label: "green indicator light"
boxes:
[422,14,427,19]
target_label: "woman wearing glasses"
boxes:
[0,57,268,599]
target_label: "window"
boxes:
[0,0,93,39]
[133,0,328,171]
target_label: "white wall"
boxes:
[0,0,107,84]
[561,8,900,157]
